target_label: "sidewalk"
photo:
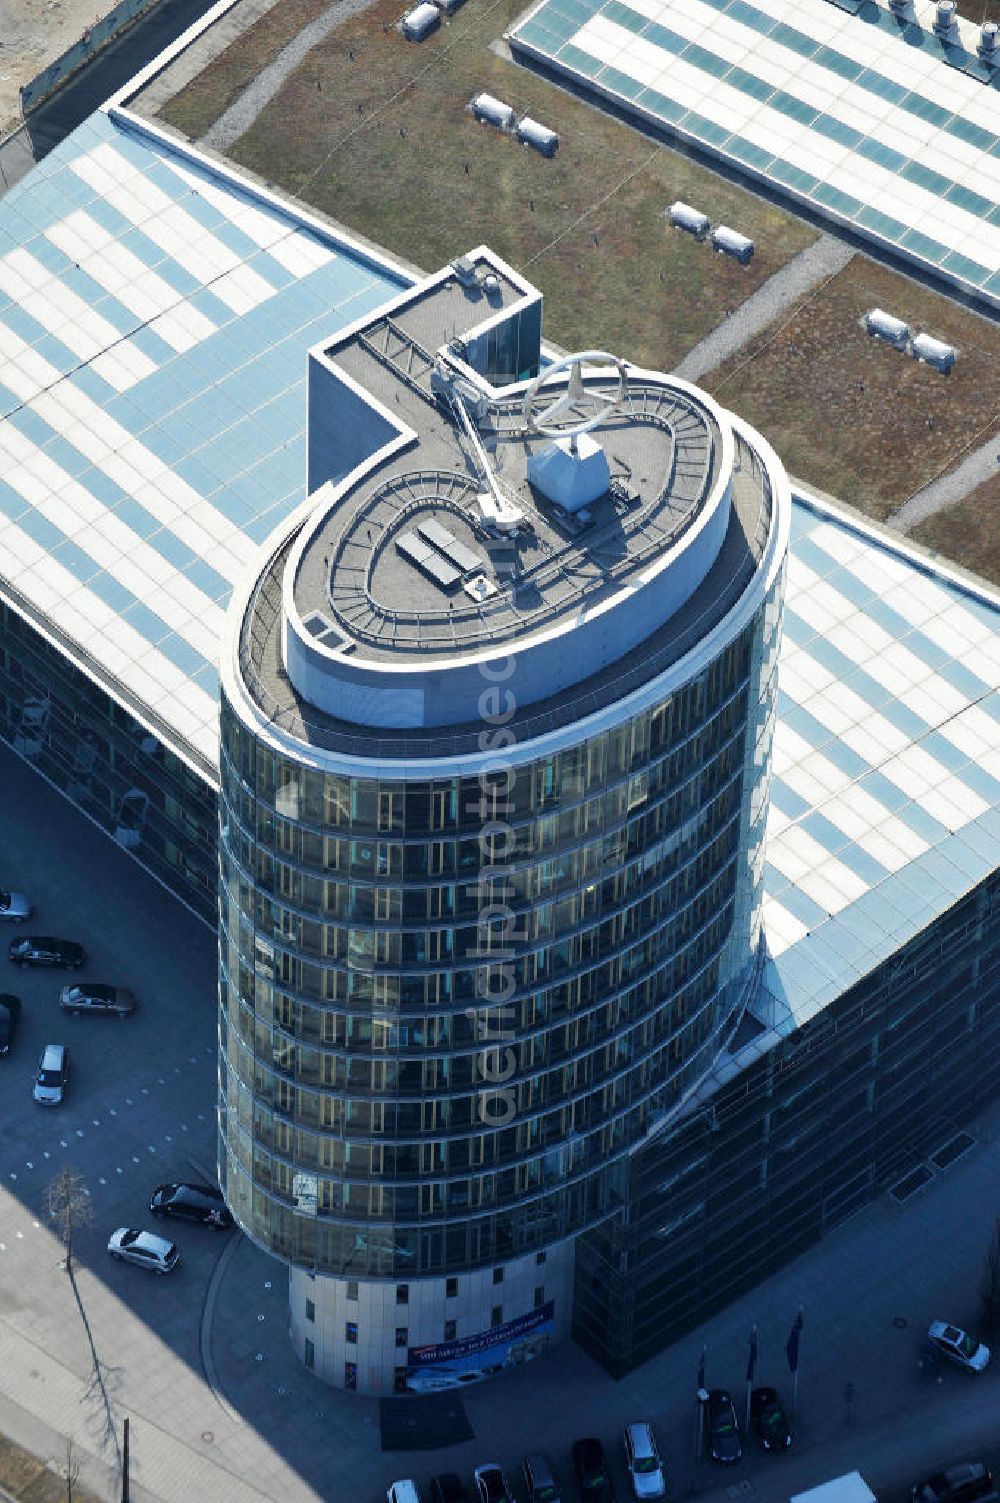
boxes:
[191,1092,1000,1501]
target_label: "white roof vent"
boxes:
[711,225,754,265]
[864,308,910,349]
[401,3,440,40]
[516,117,559,156]
[667,201,710,238]
[911,333,956,373]
[470,92,515,130]
[979,21,1000,59]
[932,0,958,38]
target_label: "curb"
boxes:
[199,1230,245,1426]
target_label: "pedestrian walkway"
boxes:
[888,428,1000,533]
[200,0,384,152]
[178,1091,1000,1501]
[672,233,855,385]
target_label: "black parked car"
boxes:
[750,1386,791,1452]
[149,1182,233,1229]
[706,1390,742,1464]
[0,993,20,1054]
[430,1477,471,1503]
[572,1438,615,1503]
[9,936,84,969]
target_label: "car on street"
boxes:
[706,1390,742,1463]
[623,1422,666,1498]
[107,1227,179,1274]
[523,1453,561,1503]
[9,936,84,969]
[0,890,31,921]
[59,983,136,1018]
[429,1477,471,1503]
[149,1181,233,1228]
[0,993,20,1054]
[750,1386,792,1451]
[927,1321,990,1373]
[474,1466,514,1503]
[911,1462,995,1503]
[572,1438,616,1502]
[32,1043,68,1105]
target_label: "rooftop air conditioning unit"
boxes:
[401,2,440,40]
[864,308,910,349]
[516,116,559,156]
[667,201,710,239]
[911,333,956,373]
[470,92,516,131]
[711,224,754,265]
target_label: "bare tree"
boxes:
[62,1438,80,1503]
[980,1217,1000,1342]
[45,1166,93,1276]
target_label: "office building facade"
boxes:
[216,250,790,1390]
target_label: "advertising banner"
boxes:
[406,1301,554,1392]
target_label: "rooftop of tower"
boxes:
[292,251,730,663]
[243,248,780,737]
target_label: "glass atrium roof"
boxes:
[0,108,407,767]
[508,0,1000,306]
[762,493,1000,1029]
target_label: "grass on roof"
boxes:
[158,0,816,368]
[911,473,1000,590]
[702,257,1000,523]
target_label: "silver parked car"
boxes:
[107,1228,179,1274]
[33,1043,68,1105]
[0,891,31,922]
[927,1321,990,1373]
[623,1422,666,1499]
[60,983,136,1018]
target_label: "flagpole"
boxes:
[694,1345,707,1465]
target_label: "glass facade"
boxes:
[0,597,217,922]
[218,565,784,1280]
[574,870,1000,1376]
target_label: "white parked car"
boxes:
[927,1320,989,1372]
[624,1422,666,1498]
[107,1228,179,1275]
[0,891,31,922]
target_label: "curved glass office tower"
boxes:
[218,251,790,1392]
